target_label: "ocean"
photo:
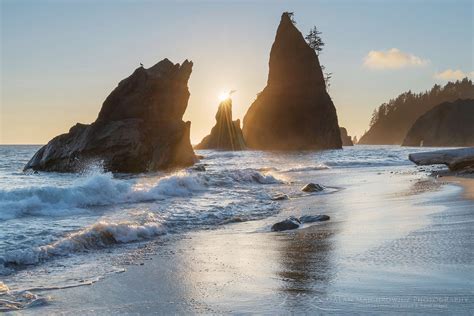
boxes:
[0,145,470,312]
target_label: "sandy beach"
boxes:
[22,164,473,315]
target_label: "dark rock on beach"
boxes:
[402,99,474,147]
[271,193,289,201]
[242,12,342,150]
[24,59,196,173]
[195,98,246,150]
[271,214,330,231]
[302,183,324,192]
[271,216,301,231]
[192,165,206,172]
[299,214,330,223]
[340,127,354,146]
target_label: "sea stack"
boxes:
[242,12,342,150]
[195,98,246,150]
[339,127,354,146]
[402,99,474,147]
[24,59,196,173]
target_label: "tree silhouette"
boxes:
[284,11,296,24]
[320,65,332,90]
[305,26,325,55]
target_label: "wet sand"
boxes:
[444,174,474,200]
[26,167,474,314]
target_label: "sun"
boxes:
[218,91,231,102]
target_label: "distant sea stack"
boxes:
[402,99,474,147]
[359,79,474,145]
[242,12,342,150]
[195,98,246,150]
[24,59,196,173]
[339,127,354,146]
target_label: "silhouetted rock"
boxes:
[302,183,324,192]
[299,214,330,223]
[192,165,206,172]
[340,127,354,146]
[195,98,246,150]
[409,148,474,171]
[359,79,474,145]
[271,216,301,232]
[242,12,341,150]
[24,59,196,173]
[402,99,474,147]
[271,214,330,231]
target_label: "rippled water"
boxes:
[0,144,448,310]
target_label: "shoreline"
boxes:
[24,165,474,314]
[441,173,474,200]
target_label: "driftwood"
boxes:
[409,148,474,171]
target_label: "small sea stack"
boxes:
[195,98,246,150]
[340,127,354,146]
[24,59,196,173]
[242,12,342,150]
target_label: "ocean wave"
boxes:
[283,164,330,172]
[1,220,166,267]
[221,169,283,184]
[0,169,281,220]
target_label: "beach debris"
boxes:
[301,183,324,192]
[409,147,474,171]
[299,214,330,223]
[271,193,289,201]
[271,216,301,231]
[271,214,330,231]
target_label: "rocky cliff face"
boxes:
[195,98,246,150]
[242,12,341,150]
[24,59,196,173]
[402,99,474,147]
[339,127,353,146]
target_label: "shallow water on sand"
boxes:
[0,145,472,312]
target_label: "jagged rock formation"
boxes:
[402,99,474,147]
[242,12,341,150]
[359,79,474,145]
[339,127,354,146]
[195,98,246,150]
[24,59,196,173]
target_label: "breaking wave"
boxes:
[283,164,330,172]
[0,169,282,221]
[2,220,166,267]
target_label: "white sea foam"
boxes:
[2,220,166,267]
[0,281,49,312]
[283,164,330,172]
[0,169,280,220]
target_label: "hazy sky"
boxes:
[1,0,473,144]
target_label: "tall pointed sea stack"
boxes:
[195,98,246,150]
[242,13,341,150]
[24,59,196,173]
